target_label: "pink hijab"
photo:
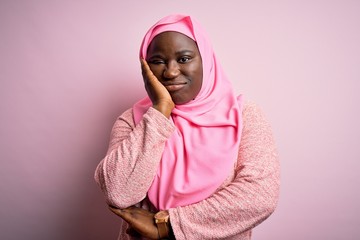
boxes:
[133,14,243,210]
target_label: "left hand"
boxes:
[109,206,159,239]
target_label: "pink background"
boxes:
[1,1,359,239]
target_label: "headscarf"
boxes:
[133,14,243,210]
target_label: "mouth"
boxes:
[163,82,187,92]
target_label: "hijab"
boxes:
[133,14,243,210]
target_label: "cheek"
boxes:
[149,66,164,79]
[197,69,203,85]
[192,66,203,89]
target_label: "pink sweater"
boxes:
[95,101,280,239]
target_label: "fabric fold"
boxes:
[133,14,243,210]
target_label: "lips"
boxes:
[163,82,187,92]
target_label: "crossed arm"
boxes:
[95,102,279,239]
[94,60,280,239]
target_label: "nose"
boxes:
[163,60,180,79]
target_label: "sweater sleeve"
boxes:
[169,102,280,239]
[94,107,175,209]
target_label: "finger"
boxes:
[123,206,154,217]
[108,206,125,217]
[109,207,134,223]
[108,206,147,220]
[140,58,150,74]
[140,58,158,83]
[126,226,142,237]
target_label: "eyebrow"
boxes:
[147,50,196,59]
[175,50,195,55]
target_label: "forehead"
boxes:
[147,31,199,55]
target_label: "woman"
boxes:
[95,14,280,240]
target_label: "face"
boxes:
[146,31,203,105]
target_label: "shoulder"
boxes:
[242,100,262,115]
[115,108,135,126]
[241,99,270,128]
[236,95,266,119]
[237,98,275,152]
[235,99,278,169]
[119,108,134,120]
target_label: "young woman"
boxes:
[95,14,280,240]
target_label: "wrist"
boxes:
[153,101,175,118]
[154,210,171,239]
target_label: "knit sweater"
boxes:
[95,101,280,240]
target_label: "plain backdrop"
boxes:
[1,1,359,239]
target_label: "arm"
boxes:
[169,102,280,239]
[94,107,175,209]
[95,59,175,209]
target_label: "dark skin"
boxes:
[109,206,160,239]
[109,32,203,239]
[146,31,203,105]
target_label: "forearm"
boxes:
[169,102,280,239]
[169,165,279,239]
[95,107,175,208]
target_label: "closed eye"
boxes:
[148,57,165,65]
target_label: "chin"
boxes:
[172,98,189,105]
[171,93,196,105]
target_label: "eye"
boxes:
[148,58,165,65]
[178,56,191,63]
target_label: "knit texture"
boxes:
[94,101,280,239]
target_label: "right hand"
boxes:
[141,58,175,117]
[109,206,159,240]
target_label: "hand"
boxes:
[140,58,175,118]
[109,206,159,239]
